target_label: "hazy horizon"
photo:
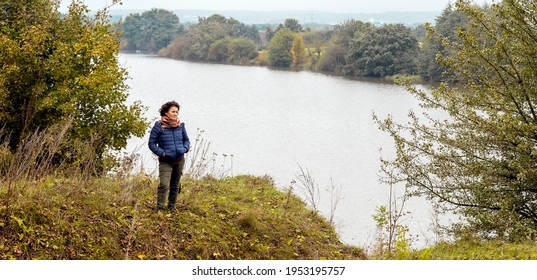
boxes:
[61,0,497,14]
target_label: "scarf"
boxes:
[161,116,180,128]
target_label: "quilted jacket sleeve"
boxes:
[148,121,165,157]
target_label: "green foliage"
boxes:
[284,18,303,33]
[267,28,295,68]
[199,14,260,43]
[317,19,374,74]
[316,41,345,73]
[265,18,303,43]
[301,29,334,70]
[371,204,413,259]
[291,35,307,69]
[343,23,419,77]
[252,50,269,66]
[376,0,537,242]
[265,18,303,42]
[316,20,419,77]
[265,21,313,70]
[417,4,469,82]
[120,8,183,52]
[149,9,465,79]
[158,14,259,62]
[208,37,258,64]
[0,0,147,171]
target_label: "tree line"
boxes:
[119,5,469,82]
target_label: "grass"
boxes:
[404,240,537,260]
[0,173,366,260]
[4,171,537,260]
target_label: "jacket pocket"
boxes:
[163,149,176,160]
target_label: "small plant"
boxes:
[284,180,295,209]
[293,163,343,227]
[185,128,233,179]
[326,176,342,226]
[294,163,320,214]
[372,165,413,259]
[372,205,413,259]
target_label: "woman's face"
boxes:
[166,106,179,118]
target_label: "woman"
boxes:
[148,100,190,212]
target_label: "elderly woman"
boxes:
[148,100,190,212]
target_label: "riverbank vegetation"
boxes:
[119,2,477,83]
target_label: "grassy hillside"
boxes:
[0,174,365,260]
[4,171,537,260]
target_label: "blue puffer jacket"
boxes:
[148,121,190,162]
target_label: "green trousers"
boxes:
[157,158,185,211]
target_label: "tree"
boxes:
[267,28,295,68]
[291,35,307,69]
[0,0,147,170]
[301,29,334,70]
[317,19,373,74]
[159,14,260,61]
[417,4,469,82]
[264,18,302,44]
[121,8,182,52]
[284,18,303,32]
[182,20,229,60]
[265,26,276,43]
[120,12,142,50]
[376,0,537,241]
[317,40,345,73]
[344,23,419,77]
[198,14,260,43]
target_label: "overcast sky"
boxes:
[60,0,496,13]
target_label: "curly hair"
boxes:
[159,100,181,116]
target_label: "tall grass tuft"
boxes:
[1,120,73,224]
[0,120,132,229]
[294,163,320,214]
[185,128,233,179]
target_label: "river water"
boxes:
[120,53,444,250]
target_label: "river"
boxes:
[121,53,444,250]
